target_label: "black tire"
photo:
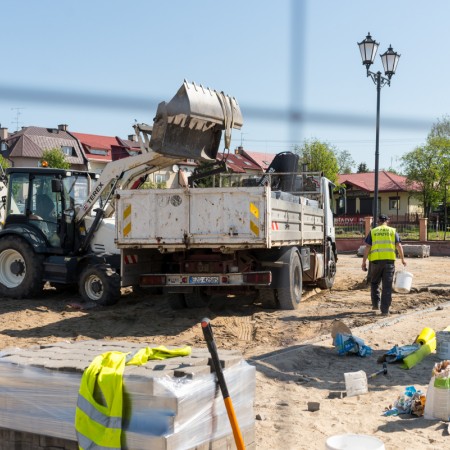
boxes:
[277,248,302,310]
[317,251,337,290]
[166,293,187,310]
[258,288,278,309]
[79,264,121,306]
[184,288,209,308]
[0,236,44,299]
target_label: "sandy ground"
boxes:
[0,254,449,449]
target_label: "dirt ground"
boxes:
[0,253,449,449]
[0,254,448,356]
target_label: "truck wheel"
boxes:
[0,236,44,299]
[79,264,120,306]
[185,288,209,308]
[258,288,278,309]
[277,248,302,310]
[167,293,187,310]
[317,252,336,290]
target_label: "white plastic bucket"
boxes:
[436,331,450,359]
[394,270,413,293]
[344,370,368,397]
[325,434,385,450]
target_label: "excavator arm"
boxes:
[75,80,243,223]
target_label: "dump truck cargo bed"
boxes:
[116,186,325,250]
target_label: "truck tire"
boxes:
[185,288,209,308]
[258,288,278,309]
[0,236,44,299]
[317,251,336,290]
[277,248,302,310]
[79,264,121,306]
[167,293,187,310]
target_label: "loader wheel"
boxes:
[317,251,336,290]
[277,248,302,310]
[79,264,121,306]
[0,236,44,299]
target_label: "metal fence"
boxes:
[335,219,449,241]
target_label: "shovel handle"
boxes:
[201,318,246,450]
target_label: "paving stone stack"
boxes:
[0,340,256,449]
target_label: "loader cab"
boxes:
[4,168,93,250]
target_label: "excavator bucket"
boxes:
[150,81,243,161]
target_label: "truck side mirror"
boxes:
[336,188,346,215]
[52,179,62,193]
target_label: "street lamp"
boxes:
[358,32,400,227]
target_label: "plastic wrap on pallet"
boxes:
[0,351,255,449]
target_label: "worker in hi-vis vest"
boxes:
[75,345,191,449]
[361,214,406,316]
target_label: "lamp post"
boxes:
[358,33,400,227]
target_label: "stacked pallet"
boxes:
[0,340,255,449]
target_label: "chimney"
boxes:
[0,127,8,140]
[235,145,244,155]
[128,134,137,142]
[58,124,68,132]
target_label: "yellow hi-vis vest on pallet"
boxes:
[368,225,397,262]
[75,345,191,450]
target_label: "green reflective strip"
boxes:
[77,395,122,429]
[76,430,120,450]
[370,248,396,254]
[76,397,122,448]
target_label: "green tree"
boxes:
[429,115,450,139]
[41,147,70,169]
[401,137,450,217]
[357,162,370,173]
[335,149,355,174]
[293,139,339,184]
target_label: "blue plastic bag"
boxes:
[334,333,373,357]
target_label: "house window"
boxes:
[155,174,165,184]
[61,146,75,156]
[389,197,400,210]
[90,149,108,156]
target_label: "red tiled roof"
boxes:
[338,172,419,192]
[71,132,118,150]
[217,152,262,173]
[242,150,276,170]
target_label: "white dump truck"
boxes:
[116,151,345,310]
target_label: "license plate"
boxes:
[189,276,220,285]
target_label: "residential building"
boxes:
[72,131,141,174]
[0,125,86,170]
[337,171,422,223]
[234,146,275,171]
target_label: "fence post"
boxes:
[364,216,372,236]
[419,217,428,241]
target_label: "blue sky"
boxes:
[0,0,448,171]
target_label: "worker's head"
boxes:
[378,214,390,223]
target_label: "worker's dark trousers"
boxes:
[369,260,395,314]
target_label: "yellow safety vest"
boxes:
[75,345,191,449]
[368,224,397,261]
